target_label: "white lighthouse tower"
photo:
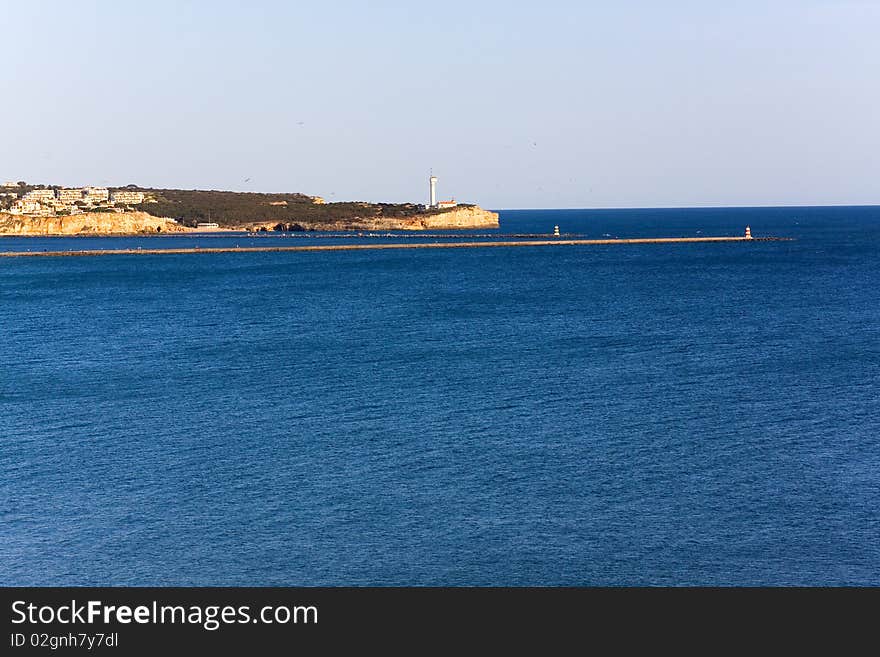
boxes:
[429,174,438,208]
[745,225,752,239]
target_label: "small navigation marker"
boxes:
[745,225,752,239]
[553,225,560,237]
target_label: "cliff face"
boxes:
[416,206,500,230]
[0,211,187,235]
[256,205,500,232]
[0,206,500,234]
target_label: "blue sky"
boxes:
[2,1,878,208]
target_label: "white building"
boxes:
[23,189,56,203]
[429,175,438,208]
[10,199,52,215]
[110,190,145,205]
[82,186,109,203]
[56,188,84,204]
[427,174,458,209]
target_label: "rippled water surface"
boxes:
[2,207,878,585]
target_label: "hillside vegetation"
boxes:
[134,188,468,228]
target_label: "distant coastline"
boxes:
[0,183,499,235]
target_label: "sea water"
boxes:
[1,206,878,585]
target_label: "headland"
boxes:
[0,182,499,235]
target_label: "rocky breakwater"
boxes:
[0,211,188,235]
[258,205,500,232]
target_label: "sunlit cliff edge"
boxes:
[258,205,499,232]
[0,211,186,235]
[0,206,499,235]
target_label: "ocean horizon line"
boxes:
[494,203,880,212]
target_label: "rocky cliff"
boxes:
[257,205,500,232]
[0,211,187,235]
[416,206,500,230]
[0,205,499,235]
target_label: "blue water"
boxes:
[2,207,879,585]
